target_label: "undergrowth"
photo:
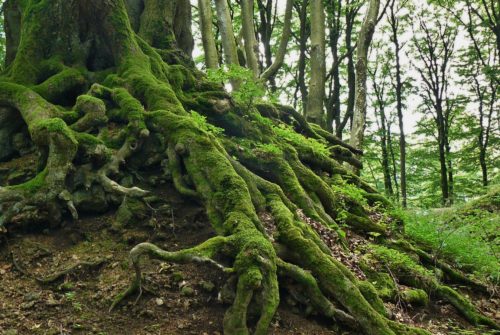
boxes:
[404,205,499,284]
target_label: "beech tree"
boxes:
[0,1,498,334]
[198,0,219,69]
[305,0,326,127]
[387,0,409,207]
[412,12,458,206]
[350,0,382,167]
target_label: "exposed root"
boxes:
[110,237,232,311]
[277,259,358,328]
[367,245,499,329]
[11,250,106,284]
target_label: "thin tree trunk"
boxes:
[372,71,393,197]
[387,122,400,202]
[260,0,294,82]
[198,0,219,69]
[306,0,326,127]
[338,7,357,136]
[214,0,240,69]
[350,0,381,165]
[379,108,393,196]
[436,111,450,206]
[241,0,260,78]
[326,0,342,134]
[297,1,309,114]
[389,1,407,207]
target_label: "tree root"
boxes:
[277,259,358,328]
[368,245,499,329]
[1,4,495,333]
[11,250,106,284]
[110,237,232,311]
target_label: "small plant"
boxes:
[255,143,282,156]
[190,111,224,136]
[64,291,76,301]
[64,291,84,312]
[72,301,83,312]
[207,64,265,109]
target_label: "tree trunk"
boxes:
[296,1,309,114]
[305,0,326,127]
[260,0,294,82]
[0,1,497,334]
[241,0,260,78]
[350,0,381,165]
[198,0,219,69]
[436,111,450,206]
[379,108,394,197]
[389,2,407,207]
[214,0,240,71]
[387,123,400,202]
[338,6,358,137]
[326,0,342,134]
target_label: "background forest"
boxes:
[189,0,499,208]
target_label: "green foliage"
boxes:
[255,143,282,155]
[207,64,265,108]
[405,203,500,283]
[190,110,224,136]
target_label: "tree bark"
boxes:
[214,0,240,68]
[198,0,219,69]
[326,0,342,134]
[260,0,294,82]
[350,0,381,167]
[296,1,309,114]
[389,0,407,207]
[305,0,326,127]
[241,0,260,78]
[338,1,361,138]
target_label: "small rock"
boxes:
[155,298,164,306]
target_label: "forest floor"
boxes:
[0,180,498,334]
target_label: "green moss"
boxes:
[357,280,389,317]
[363,270,397,301]
[11,168,48,194]
[180,285,195,296]
[31,117,77,145]
[367,245,435,288]
[33,67,87,105]
[114,197,149,228]
[400,289,428,306]
[73,132,104,147]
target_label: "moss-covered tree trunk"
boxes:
[0,1,497,334]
